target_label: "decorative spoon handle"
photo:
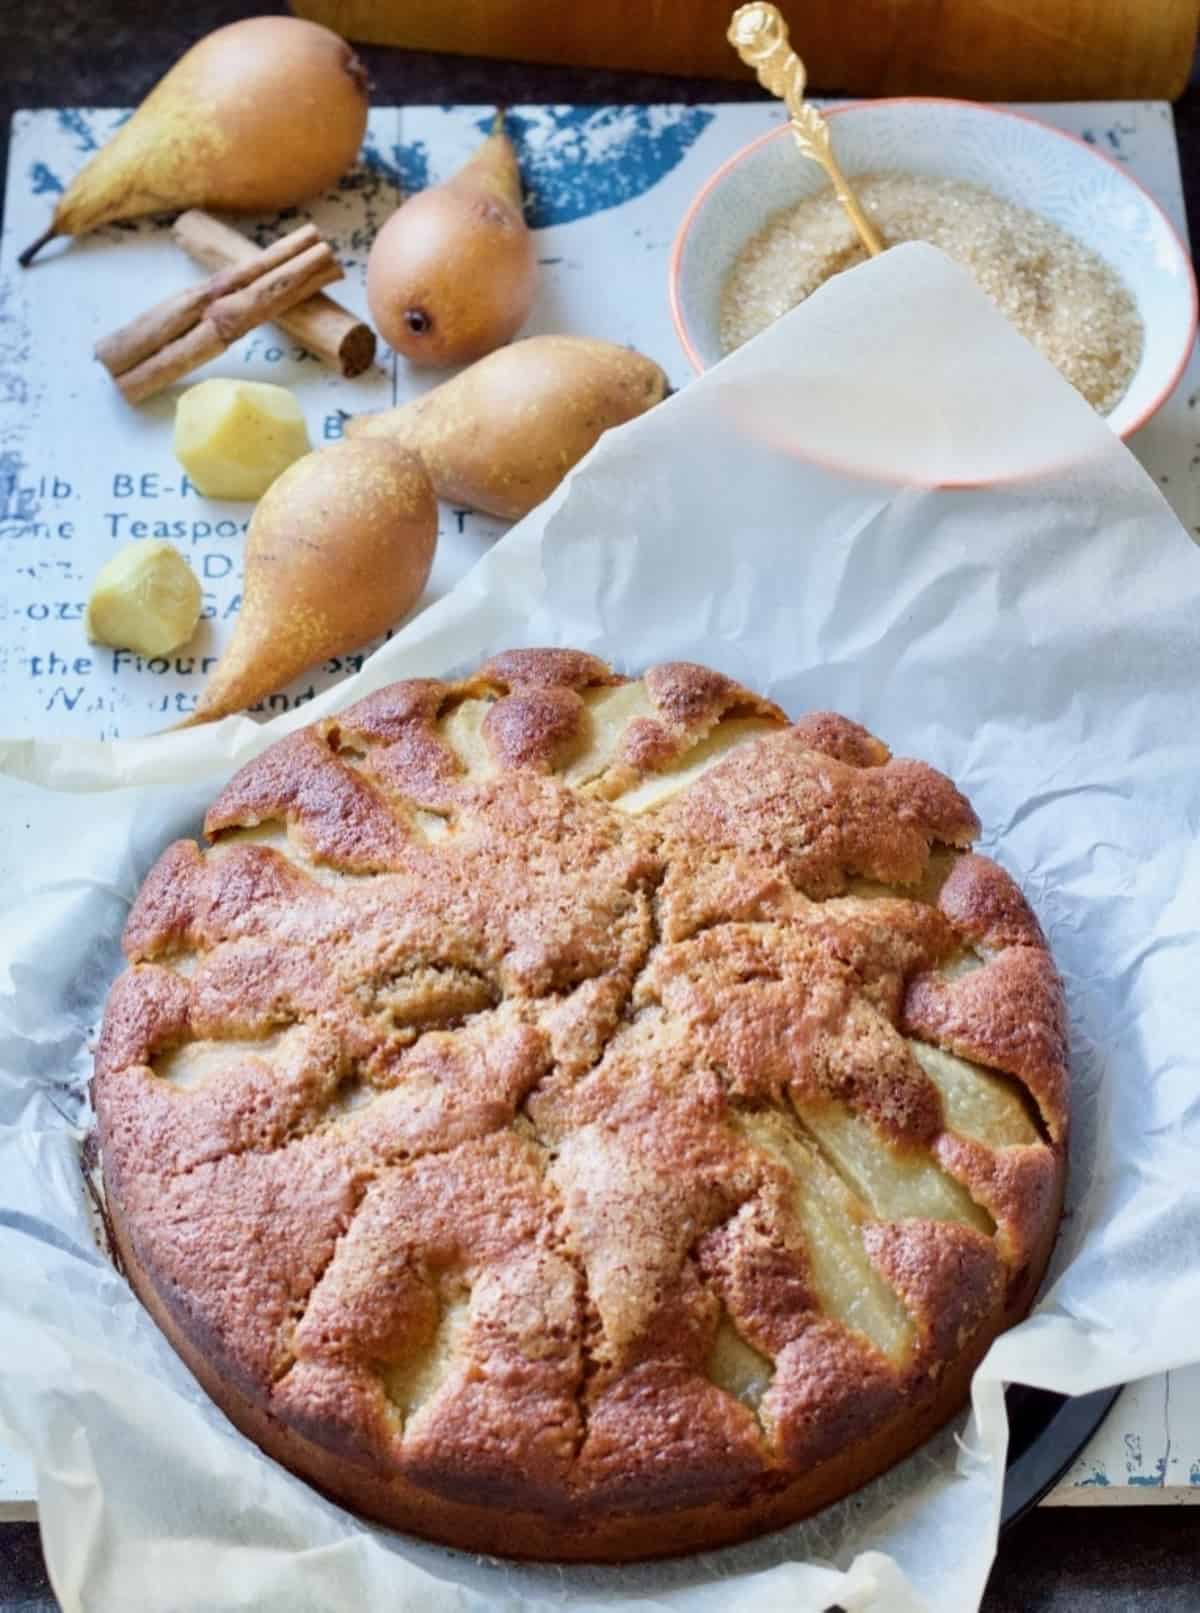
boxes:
[727,3,883,258]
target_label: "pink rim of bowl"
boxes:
[668,97,1199,449]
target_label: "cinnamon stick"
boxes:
[173,210,377,378]
[97,235,342,405]
[94,224,322,376]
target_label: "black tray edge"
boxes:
[1000,1385,1123,1530]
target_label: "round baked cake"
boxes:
[94,650,1067,1562]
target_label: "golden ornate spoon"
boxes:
[728,3,883,258]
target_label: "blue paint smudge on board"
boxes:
[29,162,63,195]
[392,140,431,196]
[56,109,100,153]
[1128,1459,1167,1486]
[347,131,431,198]
[1103,122,1136,162]
[0,373,29,407]
[1080,120,1137,161]
[477,107,715,227]
[356,131,395,189]
[0,449,33,522]
[1077,1468,1111,1487]
[1189,1460,1200,1485]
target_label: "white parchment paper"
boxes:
[2,245,1199,1613]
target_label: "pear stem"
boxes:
[18,224,58,268]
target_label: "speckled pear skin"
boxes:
[21,17,367,262]
[366,121,538,368]
[95,650,1067,1561]
[187,438,436,726]
[347,336,670,519]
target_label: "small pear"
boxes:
[186,438,437,726]
[20,17,368,266]
[366,113,537,367]
[348,336,669,519]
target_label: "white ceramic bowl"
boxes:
[669,98,1197,439]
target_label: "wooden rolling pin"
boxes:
[290,0,1200,100]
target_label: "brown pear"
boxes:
[348,336,669,519]
[185,438,437,726]
[20,17,368,266]
[366,114,537,367]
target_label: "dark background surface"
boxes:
[2,1,1200,1608]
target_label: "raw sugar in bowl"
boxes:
[669,98,1198,440]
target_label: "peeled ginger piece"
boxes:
[174,378,310,500]
[85,540,202,656]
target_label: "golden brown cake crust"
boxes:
[94,651,1067,1563]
